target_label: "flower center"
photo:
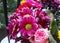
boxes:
[25,24,32,30]
[13,26,16,31]
[24,14,30,17]
[21,0,26,4]
[58,30,60,40]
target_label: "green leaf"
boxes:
[46,10,51,15]
[50,14,59,41]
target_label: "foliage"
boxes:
[0,0,17,28]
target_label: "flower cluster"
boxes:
[34,0,60,12]
[8,0,51,43]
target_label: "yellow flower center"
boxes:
[58,30,60,40]
[21,0,26,4]
[13,27,15,31]
[12,26,16,34]
[24,14,30,17]
[25,24,32,30]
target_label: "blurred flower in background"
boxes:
[20,0,26,4]
[58,30,60,40]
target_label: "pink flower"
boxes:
[9,12,22,21]
[20,15,38,36]
[34,29,48,43]
[13,7,36,17]
[26,0,43,8]
[9,7,34,20]
[7,19,21,39]
[54,0,60,4]
[18,7,34,17]
[16,0,42,10]
[36,11,50,28]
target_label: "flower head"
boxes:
[26,0,43,8]
[7,19,21,39]
[54,0,60,4]
[58,30,60,40]
[15,7,35,17]
[36,10,50,28]
[34,29,49,43]
[19,7,34,17]
[17,0,42,10]
[20,15,38,36]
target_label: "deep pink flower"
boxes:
[26,0,43,8]
[18,7,34,17]
[29,0,47,2]
[7,19,21,39]
[20,15,38,36]
[9,12,22,21]
[12,7,36,18]
[36,11,50,28]
[16,0,42,11]
[34,29,49,43]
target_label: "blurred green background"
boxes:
[0,0,17,29]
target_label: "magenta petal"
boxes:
[27,0,43,8]
[27,30,35,36]
[20,29,27,36]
